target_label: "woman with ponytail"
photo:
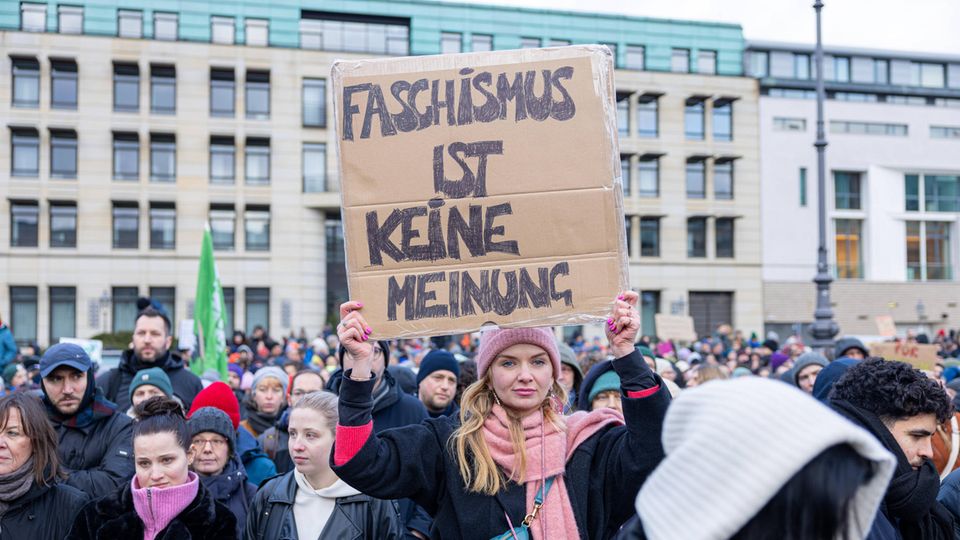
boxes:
[68,396,237,539]
[331,291,670,539]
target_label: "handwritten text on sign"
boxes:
[334,47,627,338]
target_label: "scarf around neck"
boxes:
[482,403,623,540]
[242,400,281,437]
[0,457,35,518]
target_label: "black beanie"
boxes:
[416,350,460,386]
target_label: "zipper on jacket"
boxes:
[147,488,155,521]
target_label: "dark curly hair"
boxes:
[830,358,951,424]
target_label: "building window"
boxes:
[440,32,461,54]
[112,202,139,249]
[51,59,78,109]
[12,57,40,108]
[885,94,925,106]
[931,126,960,139]
[150,64,176,114]
[150,133,176,182]
[794,53,811,79]
[773,117,806,132]
[49,286,76,343]
[210,68,235,117]
[10,201,39,247]
[637,96,658,138]
[830,120,907,136]
[210,206,235,250]
[924,174,960,212]
[58,5,82,33]
[770,52,793,78]
[50,201,77,248]
[112,132,139,181]
[209,136,235,184]
[303,142,327,193]
[716,218,735,258]
[712,100,733,141]
[50,129,77,179]
[245,138,270,185]
[149,287,175,327]
[748,51,768,77]
[472,34,492,52]
[602,43,617,66]
[520,37,540,49]
[299,12,409,55]
[624,45,644,70]
[149,203,176,250]
[905,174,920,211]
[118,9,142,38]
[800,168,808,207]
[768,88,817,99]
[548,39,570,47]
[671,48,690,73]
[112,286,138,333]
[686,159,706,199]
[245,70,270,119]
[638,157,659,198]
[616,93,629,136]
[222,287,235,333]
[907,221,952,281]
[920,63,945,88]
[113,62,139,112]
[620,156,631,197]
[625,218,632,257]
[714,160,734,200]
[303,78,326,127]
[21,3,46,32]
[834,219,863,278]
[832,56,850,82]
[10,287,38,344]
[684,98,705,140]
[834,171,861,210]
[11,128,39,177]
[245,18,268,46]
[697,50,717,75]
[640,291,660,337]
[687,218,707,258]
[154,12,178,40]
[640,217,659,257]
[211,16,234,44]
[245,288,270,334]
[874,59,889,84]
[245,206,270,251]
[833,92,878,103]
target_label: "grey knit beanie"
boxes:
[187,406,236,453]
[251,366,288,396]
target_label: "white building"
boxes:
[749,41,960,337]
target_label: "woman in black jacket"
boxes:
[246,390,403,539]
[331,291,670,539]
[0,392,87,539]
[67,397,237,540]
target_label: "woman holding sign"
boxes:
[331,291,669,539]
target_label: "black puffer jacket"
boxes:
[66,479,236,540]
[0,481,87,539]
[245,470,403,539]
[97,349,203,411]
[198,453,256,539]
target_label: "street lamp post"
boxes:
[810,0,840,353]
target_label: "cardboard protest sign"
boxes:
[333,46,627,338]
[874,315,896,337]
[654,314,697,342]
[868,342,939,371]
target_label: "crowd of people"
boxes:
[1,297,960,538]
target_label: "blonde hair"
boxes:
[291,390,338,436]
[450,374,568,495]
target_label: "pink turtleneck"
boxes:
[131,471,200,540]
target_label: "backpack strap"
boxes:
[262,429,278,461]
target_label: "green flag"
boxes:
[193,226,228,380]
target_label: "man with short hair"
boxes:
[834,337,869,360]
[98,306,203,411]
[258,370,326,473]
[40,343,134,496]
[830,358,955,538]
[416,350,460,418]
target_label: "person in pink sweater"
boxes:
[67,397,237,540]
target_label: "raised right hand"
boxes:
[338,300,374,381]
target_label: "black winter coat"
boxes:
[51,408,134,496]
[245,470,404,540]
[332,349,670,540]
[66,479,237,540]
[199,454,256,539]
[97,349,204,411]
[0,481,87,539]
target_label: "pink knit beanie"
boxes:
[476,327,561,380]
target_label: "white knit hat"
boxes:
[636,377,896,540]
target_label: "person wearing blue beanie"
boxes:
[417,350,460,418]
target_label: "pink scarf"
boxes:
[131,472,199,540]
[483,404,624,540]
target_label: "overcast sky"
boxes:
[446,0,959,55]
